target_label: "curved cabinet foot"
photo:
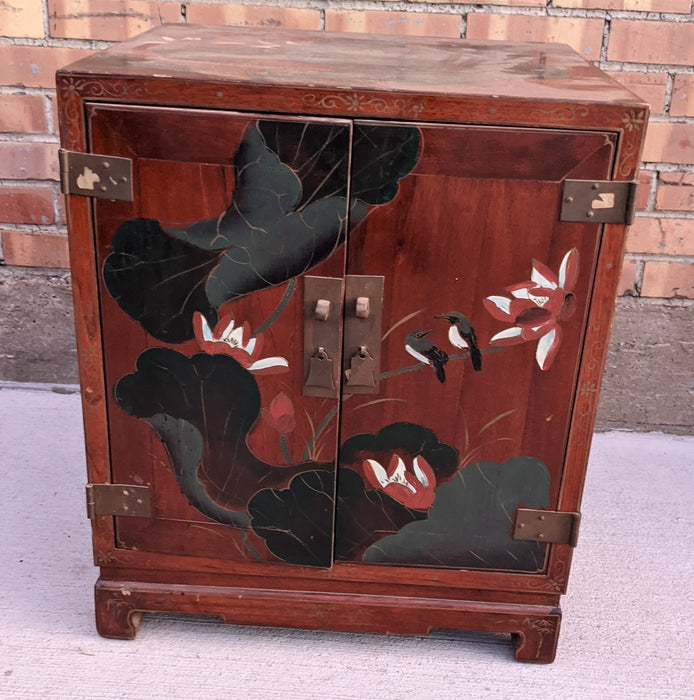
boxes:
[510,614,561,663]
[94,581,144,639]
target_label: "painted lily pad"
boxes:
[103,120,420,342]
[114,348,323,511]
[248,470,335,568]
[363,456,551,571]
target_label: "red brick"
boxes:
[0,142,60,180]
[605,71,667,115]
[0,45,94,88]
[1,230,69,268]
[555,0,690,11]
[0,187,55,225]
[641,261,694,298]
[0,0,44,38]
[48,0,181,41]
[466,15,604,61]
[627,217,694,255]
[670,75,694,117]
[186,5,320,30]
[617,260,638,296]
[642,122,694,165]
[325,10,461,38]
[608,21,694,66]
[656,173,694,211]
[0,95,48,133]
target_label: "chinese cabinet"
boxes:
[57,25,648,663]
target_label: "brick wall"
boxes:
[2,0,692,293]
[0,0,692,428]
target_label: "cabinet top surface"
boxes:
[59,24,643,107]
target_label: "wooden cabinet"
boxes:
[57,25,647,662]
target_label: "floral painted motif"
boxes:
[482,248,579,371]
[262,393,296,433]
[363,454,436,510]
[193,312,289,374]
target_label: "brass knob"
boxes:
[355,296,370,319]
[314,299,330,321]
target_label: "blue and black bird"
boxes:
[435,311,482,371]
[405,329,449,383]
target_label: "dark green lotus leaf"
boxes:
[339,422,459,483]
[103,121,420,339]
[147,414,249,528]
[258,120,350,208]
[163,124,352,306]
[172,126,305,251]
[259,121,420,208]
[205,194,349,306]
[334,468,426,562]
[103,218,221,343]
[249,470,334,567]
[114,348,317,512]
[350,124,420,205]
[363,456,551,571]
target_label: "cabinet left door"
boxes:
[88,104,354,568]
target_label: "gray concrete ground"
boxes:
[1,384,692,699]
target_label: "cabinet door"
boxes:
[90,106,357,567]
[89,108,421,569]
[335,121,615,571]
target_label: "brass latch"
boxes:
[86,484,151,519]
[560,180,638,226]
[59,149,133,201]
[513,508,581,547]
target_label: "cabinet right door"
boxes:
[335,121,616,571]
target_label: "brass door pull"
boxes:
[306,347,336,391]
[315,299,330,321]
[355,297,370,319]
[345,346,377,389]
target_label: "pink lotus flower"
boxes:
[193,312,289,374]
[261,392,296,433]
[363,454,436,510]
[482,248,579,371]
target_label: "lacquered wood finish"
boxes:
[57,25,648,662]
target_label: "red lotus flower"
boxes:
[193,312,289,374]
[482,248,579,371]
[261,392,296,434]
[363,454,436,510]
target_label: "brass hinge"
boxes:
[59,149,133,201]
[560,180,638,226]
[86,483,151,519]
[513,508,581,548]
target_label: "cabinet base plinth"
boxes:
[94,578,561,663]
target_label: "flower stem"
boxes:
[253,278,297,337]
[301,402,344,462]
[280,433,292,464]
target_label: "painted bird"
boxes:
[405,329,449,383]
[435,311,482,371]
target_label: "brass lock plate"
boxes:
[343,275,385,395]
[303,276,344,398]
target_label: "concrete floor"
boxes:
[1,384,692,699]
